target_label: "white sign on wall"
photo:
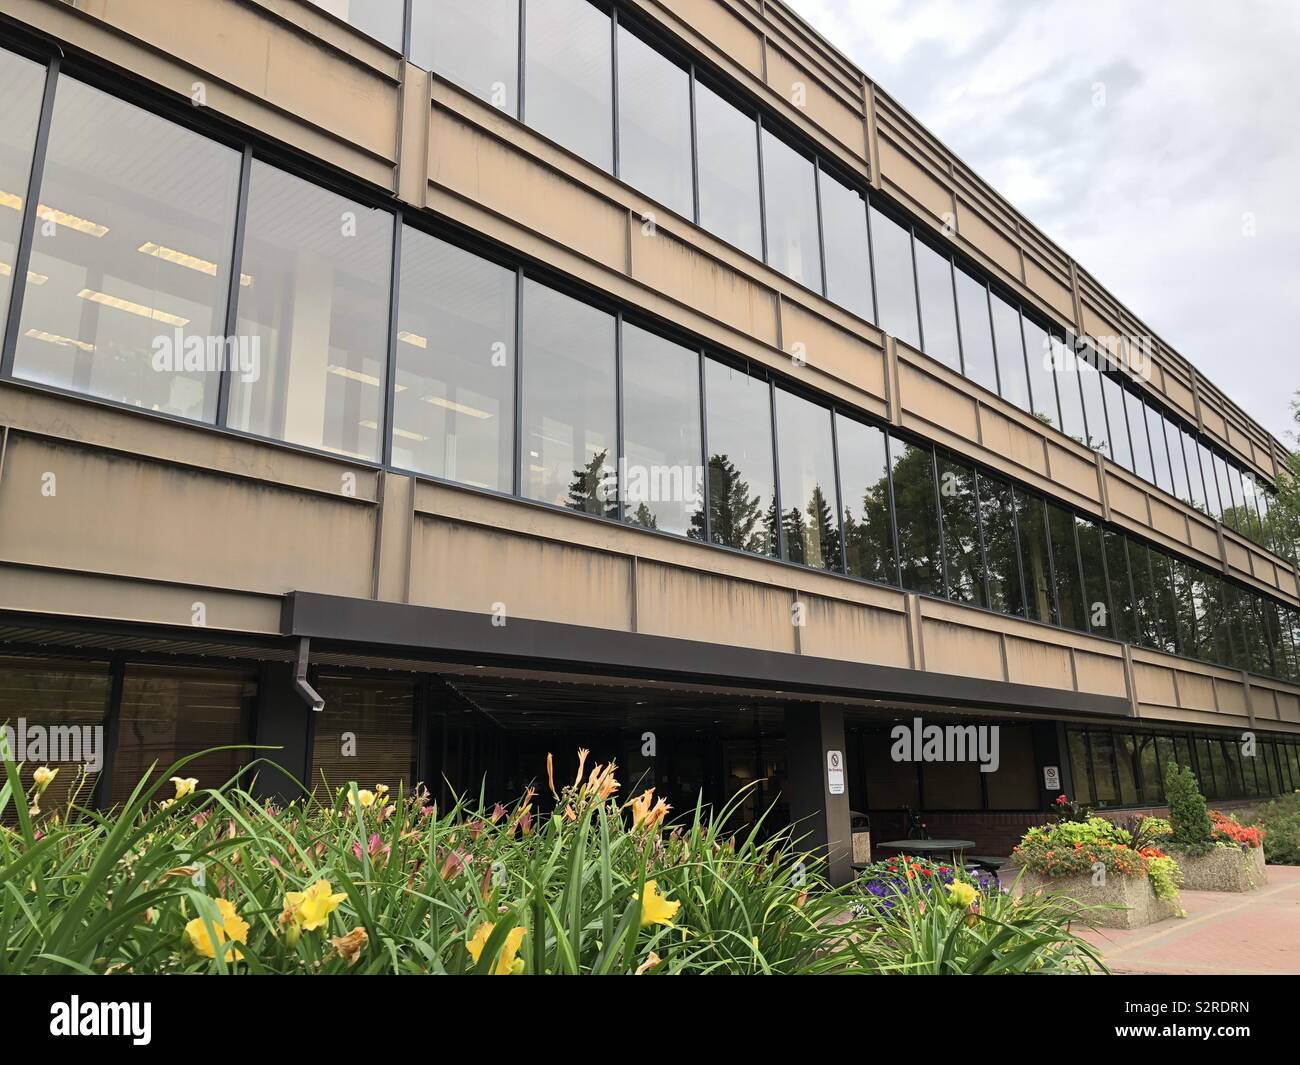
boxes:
[827,750,845,795]
[1043,765,1061,791]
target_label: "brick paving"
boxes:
[1075,864,1300,975]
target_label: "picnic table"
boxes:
[868,838,977,869]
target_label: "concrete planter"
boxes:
[1013,869,1181,929]
[1169,845,1267,892]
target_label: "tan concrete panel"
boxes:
[0,564,280,633]
[918,619,1005,682]
[1175,670,1218,713]
[1224,538,1251,573]
[1025,257,1075,325]
[1073,650,1127,698]
[1003,635,1073,691]
[1201,404,1227,442]
[978,408,1048,477]
[1045,443,1102,507]
[1187,516,1220,559]
[630,228,780,346]
[428,109,626,271]
[0,435,376,597]
[779,300,886,405]
[650,0,765,77]
[1249,686,1280,722]
[898,361,979,443]
[373,472,414,603]
[635,560,794,653]
[1104,473,1149,525]
[1278,691,1300,725]
[1143,706,1250,730]
[878,135,952,223]
[1133,662,1178,709]
[1148,496,1187,545]
[1214,677,1248,717]
[956,198,1021,281]
[409,516,632,630]
[800,595,910,668]
[764,46,865,158]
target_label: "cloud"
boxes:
[792,0,1300,445]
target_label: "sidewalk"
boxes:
[1076,864,1300,975]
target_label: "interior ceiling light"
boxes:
[36,204,109,238]
[0,263,47,284]
[137,241,252,286]
[359,419,426,442]
[421,394,491,419]
[397,330,427,348]
[77,288,189,327]
[24,328,95,353]
[327,365,405,391]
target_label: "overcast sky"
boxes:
[791,0,1300,445]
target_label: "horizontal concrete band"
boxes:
[281,591,1133,719]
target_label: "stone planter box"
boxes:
[1012,868,1181,929]
[1169,845,1266,892]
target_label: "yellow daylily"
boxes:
[635,880,680,928]
[170,776,198,799]
[352,789,376,809]
[32,766,57,793]
[184,897,249,961]
[466,921,527,975]
[282,879,348,932]
[946,880,978,908]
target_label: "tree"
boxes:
[696,454,773,555]
[566,449,616,518]
[1164,761,1213,856]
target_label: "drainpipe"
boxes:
[294,636,324,712]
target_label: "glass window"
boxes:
[520,279,616,515]
[985,727,1040,809]
[1168,556,1198,658]
[1166,416,1192,505]
[869,205,919,349]
[889,435,941,596]
[1052,334,1087,444]
[1194,737,1217,798]
[1215,452,1238,528]
[1186,565,1219,664]
[525,0,612,170]
[110,664,256,807]
[622,323,703,537]
[1228,464,1250,535]
[1047,503,1085,631]
[1184,430,1209,513]
[819,169,872,321]
[1124,388,1154,483]
[1136,734,1163,804]
[924,759,981,809]
[775,388,839,569]
[954,267,997,394]
[990,294,1031,413]
[1077,349,1110,457]
[760,129,821,290]
[1015,490,1055,624]
[1147,549,1182,654]
[1067,730,1093,805]
[1239,470,1263,542]
[1022,316,1059,430]
[977,472,1020,616]
[836,414,896,584]
[392,229,515,489]
[1116,733,1140,805]
[310,676,416,798]
[937,455,984,606]
[226,162,391,459]
[1100,371,1133,471]
[616,27,691,217]
[308,0,404,48]
[14,76,241,423]
[1090,730,1119,806]
[411,0,519,112]
[1145,402,1173,495]
[1200,441,1223,517]
[0,49,45,354]
[703,358,776,556]
[1103,529,1136,644]
[695,81,761,258]
[914,238,960,372]
[1076,516,1110,638]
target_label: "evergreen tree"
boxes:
[567,449,616,518]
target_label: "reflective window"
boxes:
[309,0,405,49]
[1015,491,1055,624]
[819,169,872,321]
[1226,464,1248,535]
[616,27,691,217]
[915,238,960,372]
[0,49,44,353]
[889,435,941,595]
[695,81,761,258]
[1022,316,1058,430]
[1115,733,1140,805]
[1214,451,1236,527]
[835,414,896,584]
[1090,730,1119,805]
[977,472,1020,615]
[1147,549,1181,654]
[775,388,839,569]
[1239,471,1262,541]
[1076,516,1110,637]
[869,206,919,349]
[1067,730,1093,805]
[1104,529,1136,644]
[1184,429,1208,512]
[1200,441,1223,517]
[1047,503,1085,631]
[1077,350,1110,456]
[392,229,515,489]
[311,676,416,798]
[227,162,391,459]
[525,0,612,169]
[1101,372,1133,471]
[1125,387,1154,483]
[937,455,984,606]
[954,267,997,394]
[1145,402,1173,495]
[14,76,241,423]
[990,294,1030,413]
[761,130,821,290]
[1166,416,1192,505]
[704,358,776,556]
[1053,334,1087,444]
[622,323,703,537]
[520,280,616,515]
[1168,556,1198,657]
[412,0,520,114]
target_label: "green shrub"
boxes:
[1165,762,1214,855]
[1254,792,1300,865]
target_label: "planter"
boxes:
[1169,845,1267,892]
[1013,869,1181,929]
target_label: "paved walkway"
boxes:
[1076,864,1300,975]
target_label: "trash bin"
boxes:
[850,811,871,866]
